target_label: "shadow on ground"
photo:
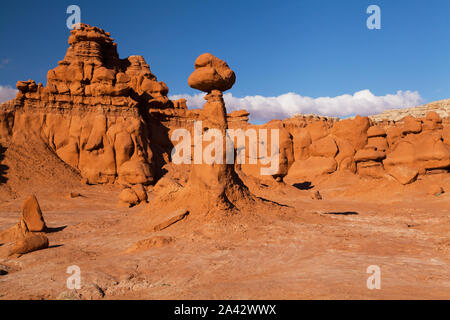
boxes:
[293,181,314,190]
[323,211,359,216]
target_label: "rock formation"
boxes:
[369,99,450,122]
[0,24,174,186]
[165,54,256,214]
[282,111,450,185]
[8,234,49,256]
[188,53,236,92]
[0,195,51,256]
[21,195,47,232]
[1,23,449,206]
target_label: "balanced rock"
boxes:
[188,53,236,92]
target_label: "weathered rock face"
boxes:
[284,111,449,184]
[0,24,175,186]
[240,121,294,181]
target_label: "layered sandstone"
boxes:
[0,24,174,187]
[281,111,450,185]
[369,99,450,123]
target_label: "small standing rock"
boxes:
[20,195,47,232]
[311,190,323,200]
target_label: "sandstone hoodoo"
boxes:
[152,53,259,215]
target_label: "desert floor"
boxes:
[0,172,449,300]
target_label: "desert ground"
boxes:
[0,166,448,299]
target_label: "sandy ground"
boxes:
[0,172,448,300]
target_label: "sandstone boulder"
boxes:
[354,146,386,163]
[153,177,184,196]
[306,121,329,142]
[413,133,450,171]
[188,53,236,92]
[149,209,189,232]
[309,136,338,158]
[367,136,389,152]
[367,126,386,138]
[330,116,370,150]
[387,166,419,185]
[334,138,356,173]
[131,184,148,203]
[356,161,385,179]
[291,128,312,160]
[118,157,153,186]
[20,195,46,232]
[423,112,443,131]
[401,115,422,134]
[288,156,337,178]
[383,141,415,170]
[386,126,403,147]
[118,188,140,207]
[8,234,49,256]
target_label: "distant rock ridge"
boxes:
[369,99,450,123]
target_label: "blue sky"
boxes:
[0,0,449,121]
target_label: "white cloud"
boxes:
[0,85,18,103]
[170,89,423,122]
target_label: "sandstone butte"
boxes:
[0,24,449,204]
